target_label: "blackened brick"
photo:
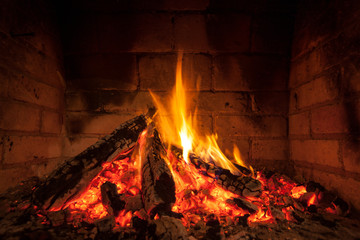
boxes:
[0,100,40,132]
[175,14,210,52]
[66,54,137,90]
[216,115,287,137]
[139,54,176,91]
[207,14,251,52]
[214,54,288,91]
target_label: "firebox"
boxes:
[0,0,360,239]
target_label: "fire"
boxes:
[44,52,320,230]
[150,52,250,175]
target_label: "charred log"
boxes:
[33,113,152,210]
[171,146,262,197]
[141,124,176,218]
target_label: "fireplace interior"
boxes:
[0,0,360,239]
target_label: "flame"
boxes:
[150,52,250,175]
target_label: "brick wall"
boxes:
[0,0,65,192]
[61,0,294,173]
[289,0,360,210]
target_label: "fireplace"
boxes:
[0,0,360,239]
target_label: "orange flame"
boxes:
[150,52,251,175]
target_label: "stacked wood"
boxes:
[171,146,262,197]
[33,113,152,210]
[141,124,176,218]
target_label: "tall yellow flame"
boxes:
[150,52,251,175]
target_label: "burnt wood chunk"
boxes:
[150,216,189,240]
[33,114,151,209]
[100,181,125,217]
[141,124,176,218]
[226,198,259,213]
[172,146,262,197]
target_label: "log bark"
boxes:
[171,146,262,197]
[33,113,152,210]
[141,124,176,218]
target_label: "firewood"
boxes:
[100,181,125,217]
[226,198,259,213]
[33,113,153,210]
[171,146,262,197]
[141,123,176,218]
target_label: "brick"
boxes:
[216,138,250,162]
[289,111,310,135]
[41,111,62,134]
[3,136,62,164]
[0,168,34,193]
[311,170,360,211]
[292,9,337,58]
[342,139,360,174]
[250,92,288,115]
[66,112,136,135]
[311,104,349,134]
[65,92,89,112]
[193,114,213,136]
[0,32,63,88]
[251,13,293,54]
[252,139,288,161]
[139,54,176,91]
[207,14,251,52]
[289,51,321,88]
[342,55,360,92]
[62,136,99,157]
[193,92,248,114]
[214,54,288,91]
[295,74,339,109]
[182,54,212,90]
[290,140,340,168]
[0,135,4,162]
[7,71,62,110]
[0,100,40,132]
[289,90,298,113]
[30,157,65,178]
[66,54,137,90]
[216,115,287,137]
[175,14,210,51]
[97,13,173,52]
[0,65,9,97]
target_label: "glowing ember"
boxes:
[51,147,142,227]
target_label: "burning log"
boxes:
[171,146,262,197]
[141,124,176,218]
[33,113,152,210]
